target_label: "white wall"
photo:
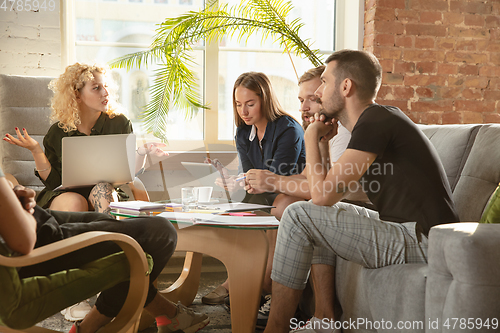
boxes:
[0,1,62,76]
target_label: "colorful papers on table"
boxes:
[109,201,183,214]
[157,211,279,227]
[198,202,275,212]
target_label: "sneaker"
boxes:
[224,293,266,314]
[201,285,229,305]
[61,301,92,322]
[157,301,209,333]
[256,294,271,329]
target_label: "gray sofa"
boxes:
[0,74,53,190]
[335,124,500,332]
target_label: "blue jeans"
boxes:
[19,208,177,317]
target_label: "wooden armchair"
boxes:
[0,231,151,333]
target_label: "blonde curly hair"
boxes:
[49,63,121,133]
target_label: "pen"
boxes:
[235,176,246,181]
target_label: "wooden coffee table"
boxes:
[112,210,278,333]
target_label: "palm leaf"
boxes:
[110,0,323,141]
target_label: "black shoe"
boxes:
[224,294,267,315]
[255,294,271,330]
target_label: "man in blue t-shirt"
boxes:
[263,50,459,333]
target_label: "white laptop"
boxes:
[181,162,223,187]
[55,133,136,190]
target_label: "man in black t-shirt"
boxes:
[263,50,459,333]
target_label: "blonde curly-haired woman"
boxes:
[4,62,165,214]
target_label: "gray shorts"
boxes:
[271,201,428,290]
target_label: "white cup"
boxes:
[195,186,213,203]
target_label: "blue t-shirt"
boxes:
[235,115,306,176]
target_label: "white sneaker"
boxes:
[157,302,209,333]
[60,301,91,322]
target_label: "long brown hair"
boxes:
[232,72,291,127]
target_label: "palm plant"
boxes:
[110,0,323,140]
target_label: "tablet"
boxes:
[181,162,222,187]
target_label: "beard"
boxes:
[318,85,346,120]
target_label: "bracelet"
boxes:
[35,167,49,172]
[136,147,147,156]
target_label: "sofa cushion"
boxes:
[479,183,500,224]
[0,74,54,191]
[452,124,500,222]
[418,124,480,192]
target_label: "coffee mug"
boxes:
[195,186,213,203]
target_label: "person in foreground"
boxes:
[3,62,166,214]
[0,166,209,333]
[263,50,459,333]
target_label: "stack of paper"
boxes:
[158,211,279,227]
[109,201,182,215]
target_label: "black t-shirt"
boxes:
[347,104,459,235]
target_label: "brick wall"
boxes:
[0,3,61,76]
[364,0,500,124]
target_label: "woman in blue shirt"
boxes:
[202,72,306,306]
[221,72,306,205]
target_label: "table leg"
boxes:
[169,225,269,333]
[139,251,203,330]
[159,251,203,305]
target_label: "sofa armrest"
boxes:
[426,223,500,332]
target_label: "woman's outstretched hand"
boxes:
[137,142,169,157]
[3,127,41,152]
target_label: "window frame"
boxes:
[61,0,363,151]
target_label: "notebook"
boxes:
[55,133,136,190]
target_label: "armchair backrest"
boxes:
[0,74,54,192]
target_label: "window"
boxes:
[64,0,361,150]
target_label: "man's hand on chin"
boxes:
[305,113,337,143]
